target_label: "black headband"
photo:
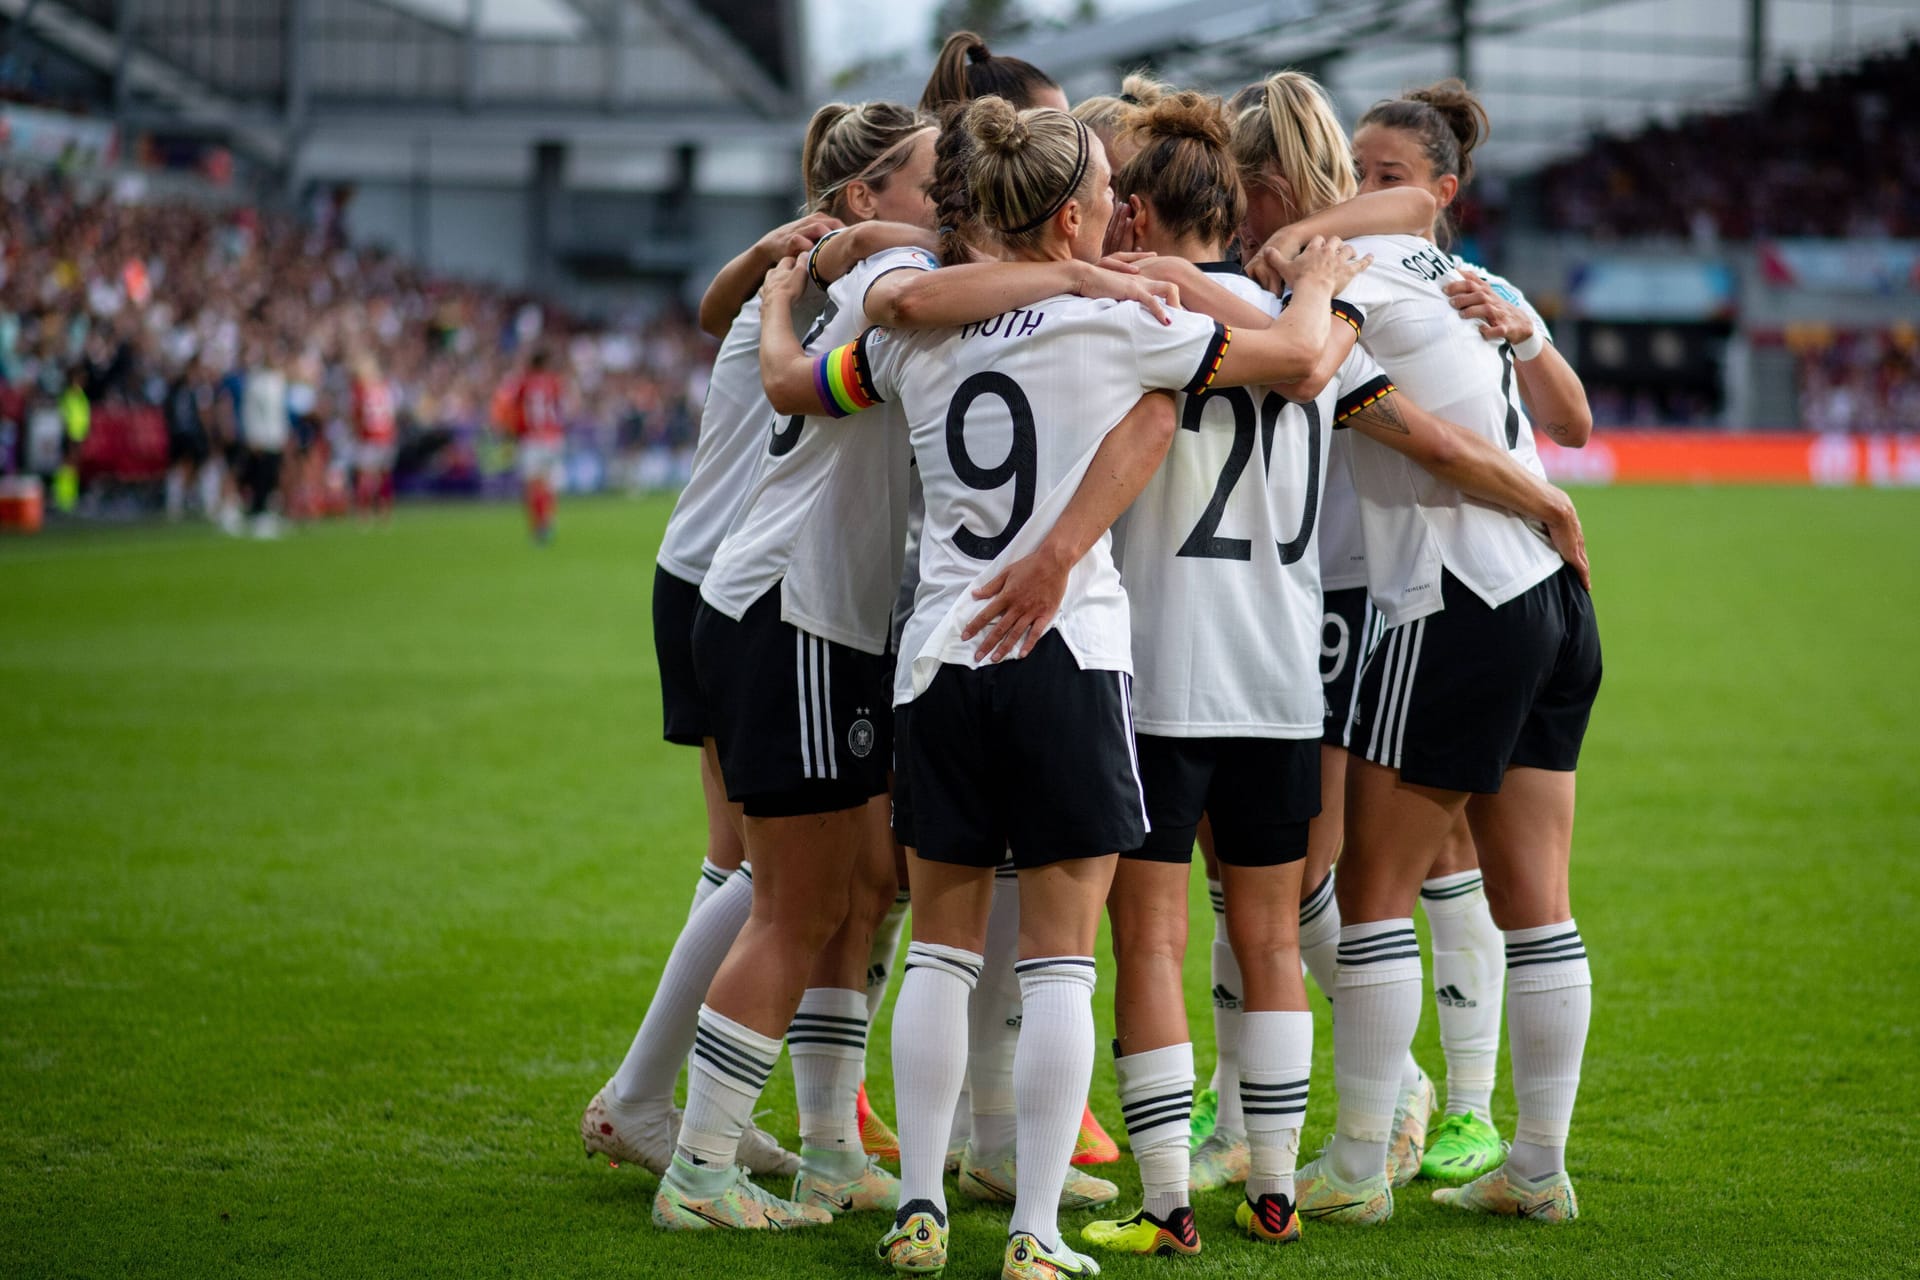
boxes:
[1118,92,1140,105]
[1002,119,1092,236]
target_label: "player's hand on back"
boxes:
[1266,235,1371,296]
[762,213,843,263]
[759,255,809,309]
[1076,263,1179,325]
[1543,490,1591,591]
[961,543,1073,663]
[1444,269,1533,344]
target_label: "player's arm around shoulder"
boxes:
[1217,237,1372,389]
[1445,267,1593,447]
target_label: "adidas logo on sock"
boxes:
[1434,983,1476,1008]
[1212,983,1242,1011]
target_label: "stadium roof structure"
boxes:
[0,0,807,184]
[840,0,1919,176]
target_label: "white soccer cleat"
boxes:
[581,1086,678,1174]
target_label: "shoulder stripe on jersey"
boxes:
[812,334,883,419]
[1333,375,1396,427]
[1329,297,1364,335]
[1183,321,1232,395]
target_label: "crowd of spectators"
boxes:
[0,166,714,527]
[1796,327,1920,434]
[1543,40,1920,241]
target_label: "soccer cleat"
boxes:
[879,1200,949,1274]
[1420,1112,1506,1184]
[651,1155,832,1231]
[957,1145,1120,1209]
[1003,1231,1102,1280]
[1189,1087,1219,1149]
[1081,1205,1201,1256]
[858,1080,902,1162]
[944,1143,966,1176]
[1385,1067,1436,1187]
[581,1087,678,1174]
[792,1152,900,1215]
[1432,1164,1578,1222]
[1294,1154,1394,1225]
[1187,1130,1250,1191]
[1235,1192,1301,1244]
[1072,1103,1120,1166]
[738,1119,802,1179]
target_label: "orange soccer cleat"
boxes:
[1071,1102,1121,1166]
[857,1080,901,1162]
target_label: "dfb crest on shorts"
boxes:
[848,714,876,759]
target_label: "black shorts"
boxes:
[167,429,209,467]
[652,565,708,747]
[1128,736,1320,866]
[1347,566,1601,794]
[692,583,891,818]
[892,631,1146,870]
[1321,587,1385,747]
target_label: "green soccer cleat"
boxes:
[957,1145,1119,1210]
[1385,1067,1436,1187]
[1432,1164,1578,1222]
[651,1155,832,1231]
[878,1199,949,1274]
[792,1149,900,1215]
[1420,1113,1506,1184]
[1081,1205,1201,1256]
[1234,1191,1301,1244]
[1187,1129,1250,1192]
[1294,1154,1394,1225]
[1004,1231,1103,1280]
[1189,1087,1220,1149]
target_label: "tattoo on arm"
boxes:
[1353,393,1409,435]
[1541,420,1575,445]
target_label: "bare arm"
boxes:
[867,258,1177,329]
[698,213,842,339]
[756,257,828,417]
[961,393,1178,661]
[1214,237,1370,390]
[1134,258,1275,330]
[1346,391,1590,588]
[1444,270,1593,446]
[1262,188,1437,259]
[808,221,939,287]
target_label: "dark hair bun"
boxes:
[1133,90,1230,147]
[1406,78,1488,164]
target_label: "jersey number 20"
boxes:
[1175,386,1320,565]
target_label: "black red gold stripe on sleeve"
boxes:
[1333,375,1396,426]
[1183,321,1232,395]
[1329,297,1364,335]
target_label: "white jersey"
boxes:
[1338,234,1564,626]
[699,246,934,653]
[849,296,1232,705]
[1119,267,1395,738]
[659,295,799,584]
[1316,253,1553,593]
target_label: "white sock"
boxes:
[968,870,1021,1159]
[788,986,868,1177]
[866,888,913,1020]
[1007,956,1098,1250]
[1210,936,1245,1136]
[676,1004,781,1169]
[949,1080,973,1150]
[1240,1010,1312,1204]
[1205,879,1226,1097]
[893,942,981,1219]
[1116,1041,1193,1219]
[1298,871,1340,1001]
[1422,870,1505,1122]
[1329,919,1423,1184]
[689,858,730,918]
[1504,921,1591,1182]
[610,865,753,1106]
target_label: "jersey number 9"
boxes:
[946,372,1037,560]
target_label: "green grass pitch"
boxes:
[2,488,1915,1279]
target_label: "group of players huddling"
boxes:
[581,29,1603,1280]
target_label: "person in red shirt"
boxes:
[503,349,567,544]
[352,357,398,518]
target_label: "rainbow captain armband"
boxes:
[812,334,883,418]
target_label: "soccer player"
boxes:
[350,356,397,520]
[1350,79,1596,1184]
[1238,69,1602,1226]
[579,212,840,1185]
[502,349,566,544]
